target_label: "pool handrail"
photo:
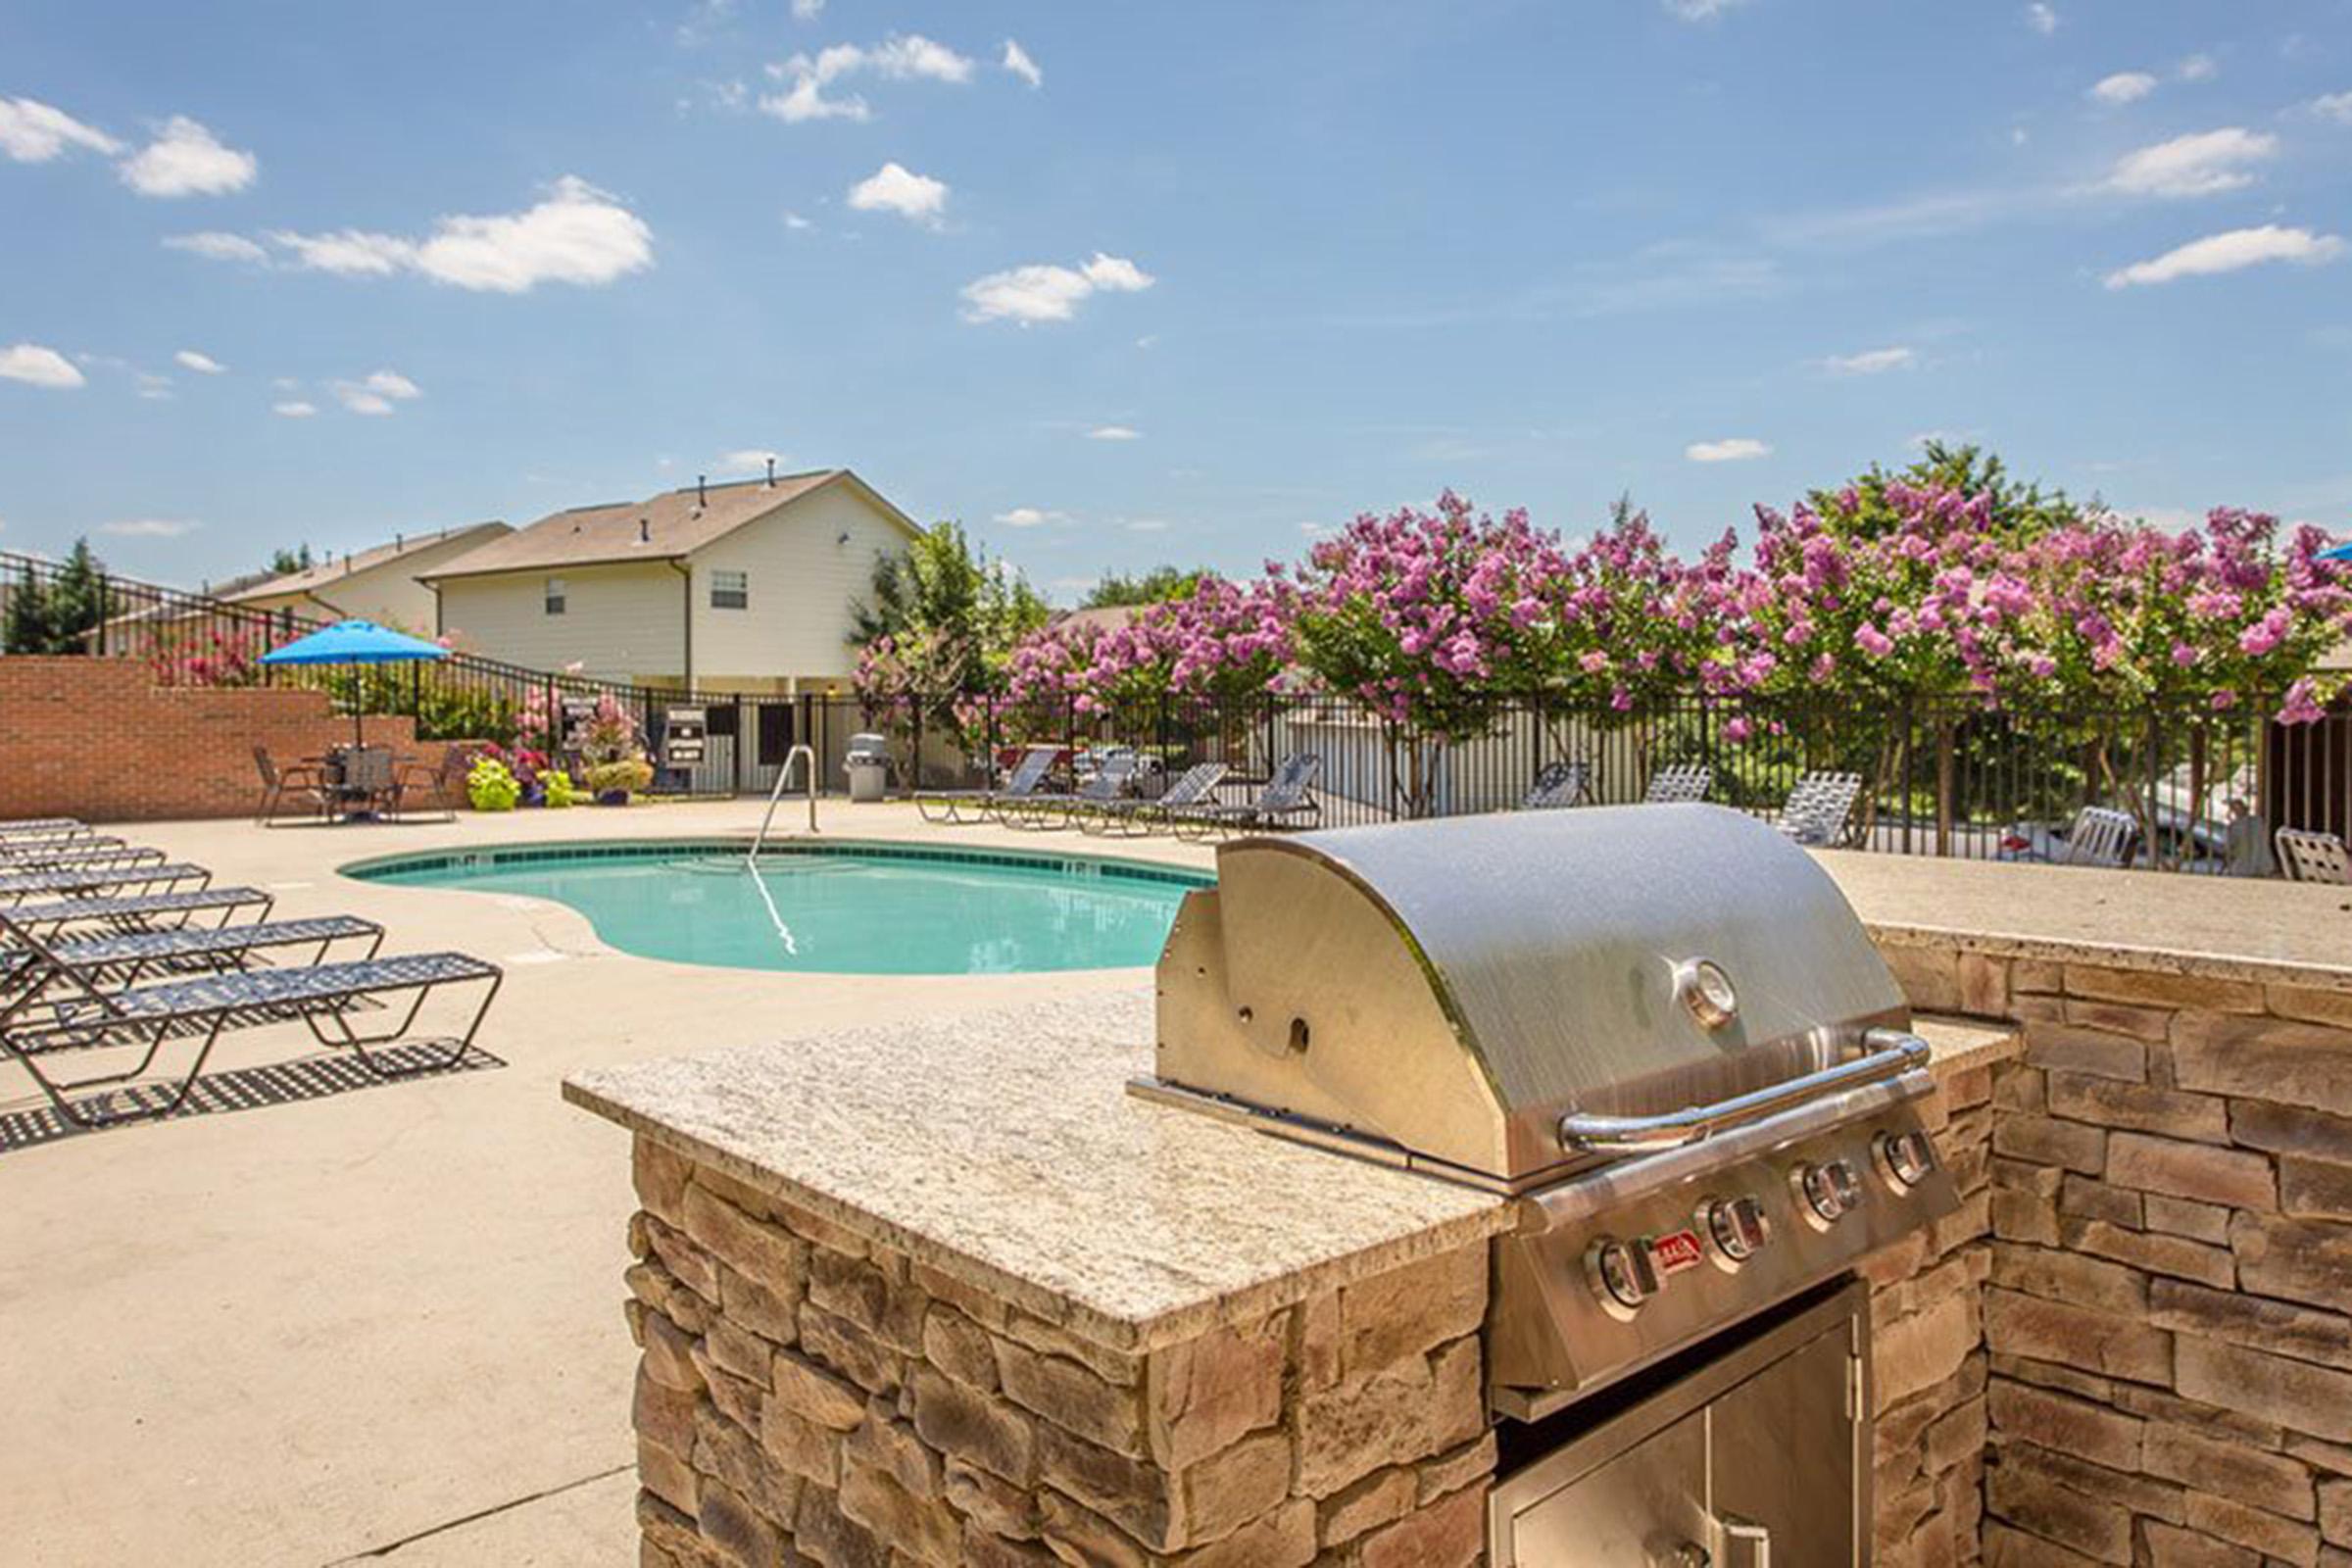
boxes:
[748,744,819,863]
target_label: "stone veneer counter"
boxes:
[1824,849,2352,992]
[564,989,1515,1356]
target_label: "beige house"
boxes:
[226,522,512,633]
[419,469,920,693]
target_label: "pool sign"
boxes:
[663,707,708,766]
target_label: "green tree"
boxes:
[1080,565,1208,609]
[1810,441,2082,543]
[849,521,1049,694]
[3,539,113,655]
[268,544,317,575]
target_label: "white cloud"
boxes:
[791,0,822,18]
[2311,91,2352,124]
[362,369,421,399]
[270,376,301,390]
[118,117,256,197]
[716,447,785,472]
[272,400,318,417]
[760,34,975,123]
[1003,39,1043,88]
[1126,519,1169,533]
[1825,345,1916,375]
[2025,3,2058,35]
[338,391,395,416]
[135,372,172,400]
[2178,53,2217,81]
[993,507,1063,527]
[327,371,419,415]
[959,251,1155,324]
[255,176,653,292]
[1686,437,1772,463]
[2106,127,2277,198]
[164,230,268,264]
[0,96,121,162]
[1086,425,1143,441]
[847,162,949,226]
[783,211,813,230]
[99,518,199,538]
[1661,0,1748,17]
[0,343,85,388]
[2088,72,2157,105]
[173,349,225,374]
[2103,223,2345,288]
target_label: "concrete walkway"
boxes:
[0,801,1208,1566]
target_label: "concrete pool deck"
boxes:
[8,799,2345,1564]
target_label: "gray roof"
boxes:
[226,520,512,602]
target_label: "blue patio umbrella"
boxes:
[259,619,448,747]
[2323,539,2352,563]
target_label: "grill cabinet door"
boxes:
[1706,1321,1860,1567]
[1500,1407,1710,1567]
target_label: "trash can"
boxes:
[844,733,891,803]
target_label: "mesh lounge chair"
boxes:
[1170,754,1324,840]
[1082,761,1229,837]
[254,746,333,827]
[0,909,385,1012]
[1521,759,1593,810]
[915,747,1059,825]
[2276,827,2351,885]
[0,840,168,873]
[1006,754,1141,830]
[0,936,503,1129]
[0,818,89,840]
[1777,771,1865,848]
[2,886,276,940]
[0,861,212,907]
[1644,762,1714,804]
[2060,806,2137,868]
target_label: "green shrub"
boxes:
[466,757,522,811]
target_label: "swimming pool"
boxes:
[345,840,1209,975]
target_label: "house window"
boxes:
[545,577,566,615]
[710,569,749,611]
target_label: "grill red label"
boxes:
[1647,1229,1704,1275]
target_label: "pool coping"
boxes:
[337,835,1217,892]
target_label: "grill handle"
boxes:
[1556,1028,1933,1154]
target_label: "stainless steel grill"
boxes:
[1136,806,1961,1563]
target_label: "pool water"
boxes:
[349,842,1206,975]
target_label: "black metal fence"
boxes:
[7,550,2345,873]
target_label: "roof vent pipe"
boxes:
[698,474,707,507]
[639,517,651,544]
[765,457,775,488]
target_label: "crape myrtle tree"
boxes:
[850,522,1050,762]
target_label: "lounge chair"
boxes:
[1777,771,1864,848]
[1644,762,1713,804]
[1,886,277,939]
[1521,759,1592,810]
[0,817,88,837]
[1082,761,1229,837]
[915,747,1059,825]
[0,840,168,873]
[2059,806,2137,868]
[0,932,503,1129]
[2275,827,2351,885]
[0,861,212,907]
[1169,754,1324,840]
[254,746,333,827]
[0,908,385,1011]
[1006,753,1141,830]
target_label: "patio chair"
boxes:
[2060,806,2137,868]
[0,860,212,907]
[0,931,503,1129]
[1169,754,1324,840]
[1521,759,1593,810]
[0,907,385,1012]
[2,885,277,940]
[394,747,471,822]
[915,746,1059,825]
[2276,827,2352,886]
[0,818,89,840]
[1644,762,1714,804]
[254,746,333,827]
[1777,771,1865,848]
[0,839,168,873]
[1082,761,1230,837]
[1005,753,1142,830]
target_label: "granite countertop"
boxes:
[565,990,1513,1354]
[1824,851,2352,994]
[1912,1014,2022,1076]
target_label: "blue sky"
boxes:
[3,0,2348,601]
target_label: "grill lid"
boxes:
[1149,806,1908,1187]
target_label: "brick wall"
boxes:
[625,1136,1497,1568]
[0,656,454,822]
[1885,940,2352,1568]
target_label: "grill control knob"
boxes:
[1797,1158,1867,1223]
[1702,1196,1772,1263]
[1879,1129,1938,1189]
[1590,1237,1660,1312]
